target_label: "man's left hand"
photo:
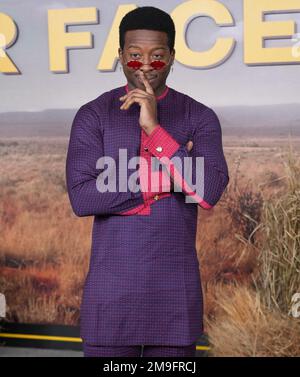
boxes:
[119,71,159,135]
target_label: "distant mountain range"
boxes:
[0,104,299,137]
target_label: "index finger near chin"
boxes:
[140,73,155,95]
[143,80,155,96]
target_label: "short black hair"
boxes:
[119,6,175,52]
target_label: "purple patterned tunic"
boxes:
[65,83,229,346]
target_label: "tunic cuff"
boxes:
[143,125,180,159]
[143,125,214,210]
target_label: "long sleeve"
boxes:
[142,107,229,209]
[65,105,145,217]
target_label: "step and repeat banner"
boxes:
[0,1,299,355]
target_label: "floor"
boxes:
[0,346,207,357]
[0,347,83,357]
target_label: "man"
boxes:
[66,6,229,357]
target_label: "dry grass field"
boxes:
[0,135,299,356]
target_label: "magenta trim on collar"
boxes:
[125,83,169,101]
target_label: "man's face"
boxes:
[118,29,175,92]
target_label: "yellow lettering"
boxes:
[48,8,98,72]
[0,13,19,74]
[171,0,235,68]
[97,4,137,71]
[244,0,300,65]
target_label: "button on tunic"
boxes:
[65,84,229,346]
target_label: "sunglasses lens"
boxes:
[150,61,166,70]
[127,61,143,70]
[126,60,167,70]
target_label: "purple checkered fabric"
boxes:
[65,84,229,346]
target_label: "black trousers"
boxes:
[83,342,197,357]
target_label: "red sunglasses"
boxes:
[125,56,172,71]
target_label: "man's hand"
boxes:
[186,140,193,152]
[119,71,158,134]
[119,73,193,193]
